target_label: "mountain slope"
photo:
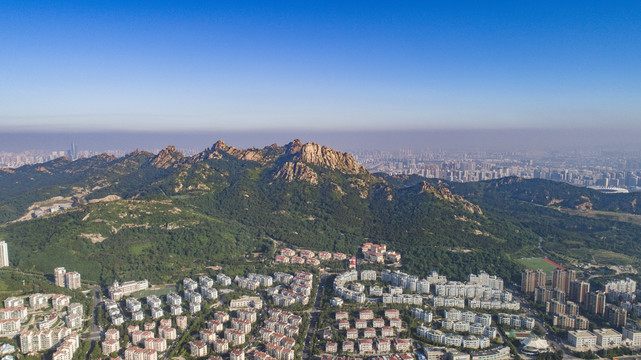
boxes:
[1,140,640,285]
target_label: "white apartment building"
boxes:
[568,330,597,348]
[0,241,8,267]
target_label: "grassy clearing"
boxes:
[569,248,638,266]
[517,257,557,273]
[131,286,177,298]
[593,250,638,265]
[557,208,641,226]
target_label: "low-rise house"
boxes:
[325,342,337,353]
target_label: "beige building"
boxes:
[102,339,120,355]
[623,328,641,346]
[568,330,597,348]
[594,328,622,348]
[189,341,208,357]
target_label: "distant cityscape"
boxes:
[354,149,641,192]
[0,144,200,168]
[4,144,641,193]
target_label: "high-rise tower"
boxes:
[0,241,8,267]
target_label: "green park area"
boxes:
[518,257,558,273]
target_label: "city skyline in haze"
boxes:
[1,1,640,132]
[1,129,641,154]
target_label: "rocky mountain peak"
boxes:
[95,153,117,162]
[213,140,230,152]
[273,140,366,184]
[149,145,185,169]
[296,142,363,175]
[285,139,304,154]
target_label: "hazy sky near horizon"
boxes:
[1,1,640,131]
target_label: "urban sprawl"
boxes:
[2,240,641,360]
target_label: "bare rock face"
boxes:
[95,153,117,162]
[288,141,363,175]
[272,140,368,185]
[576,195,593,210]
[419,182,483,215]
[207,140,266,163]
[188,150,223,162]
[274,161,319,185]
[149,146,185,169]
[286,139,304,154]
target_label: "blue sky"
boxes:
[1,1,640,131]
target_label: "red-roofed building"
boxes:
[306,258,320,266]
[394,339,411,352]
[358,339,373,353]
[363,328,376,338]
[342,341,354,353]
[333,253,347,260]
[376,338,391,353]
[381,327,394,337]
[335,312,349,321]
[230,349,245,360]
[372,318,384,328]
[359,310,374,320]
[280,249,296,257]
[189,341,208,357]
[299,250,315,258]
[384,309,400,319]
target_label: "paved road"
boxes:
[302,273,329,360]
[85,286,103,341]
[516,293,576,359]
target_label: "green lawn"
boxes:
[505,330,532,339]
[131,286,177,298]
[517,257,557,273]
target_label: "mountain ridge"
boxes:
[2,140,641,285]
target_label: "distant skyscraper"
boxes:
[68,142,77,160]
[54,267,67,287]
[0,241,8,267]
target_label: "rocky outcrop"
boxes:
[34,166,52,174]
[125,149,153,158]
[418,181,483,214]
[188,148,223,162]
[287,140,363,175]
[149,146,185,169]
[88,195,122,204]
[575,196,593,210]
[274,161,319,185]
[94,153,117,162]
[192,140,268,163]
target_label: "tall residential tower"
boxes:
[0,241,8,267]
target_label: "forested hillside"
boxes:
[1,140,639,285]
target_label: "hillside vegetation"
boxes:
[1,140,640,285]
